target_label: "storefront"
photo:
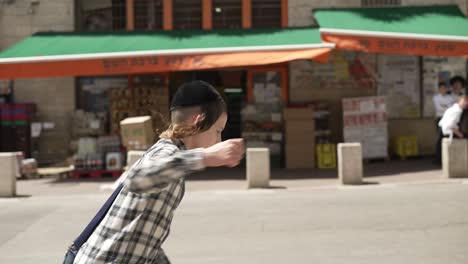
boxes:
[0,26,333,171]
[306,5,468,159]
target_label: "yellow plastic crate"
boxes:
[392,136,419,159]
[316,144,337,169]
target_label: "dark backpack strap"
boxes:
[73,183,124,248]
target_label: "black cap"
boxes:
[450,76,466,87]
[171,81,222,110]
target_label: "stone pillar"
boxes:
[338,143,363,185]
[442,138,468,178]
[0,153,18,197]
[126,151,146,168]
[246,148,270,188]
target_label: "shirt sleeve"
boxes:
[440,108,462,134]
[433,95,444,115]
[124,143,205,193]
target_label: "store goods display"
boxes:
[71,110,107,137]
[343,96,388,159]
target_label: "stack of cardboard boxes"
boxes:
[109,87,135,135]
[109,84,170,137]
[133,85,170,135]
[284,107,315,169]
[134,85,170,117]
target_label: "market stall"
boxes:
[311,5,468,158]
[0,27,334,173]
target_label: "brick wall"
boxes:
[0,0,75,164]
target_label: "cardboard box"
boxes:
[286,120,315,145]
[286,144,315,169]
[283,107,314,120]
[289,90,315,104]
[120,116,155,150]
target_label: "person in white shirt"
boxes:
[433,82,455,120]
[435,96,468,164]
[439,96,467,137]
[433,82,456,164]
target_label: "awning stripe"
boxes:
[319,28,468,42]
[0,48,333,79]
[0,43,335,64]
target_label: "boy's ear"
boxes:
[193,113,205,125]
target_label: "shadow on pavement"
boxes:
[49,177,117,184]
[360,181,379,185]
[364,158,439,177]
[44,158,440,183]
[187,158,439,181]
[265,185,287,189]
[0,194,32,199]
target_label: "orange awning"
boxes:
[320,33,468,57]
[0,48,332,79]
[314,6,468,57]
[0,28,334,79]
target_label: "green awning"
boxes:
[314,5,468,57]
[0,27,331,61]
[0,27,334,79]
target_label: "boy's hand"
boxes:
[452,128,464,138]
[203,139,245,167]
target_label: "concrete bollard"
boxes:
[0,153,18,197]
[442,138,468,178]
[338,143,363,185]
[127,151,146,168]
[246,148,270,188]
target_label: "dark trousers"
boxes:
[435,118,445,163]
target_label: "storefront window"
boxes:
[77,0,126,31]
[134,0,163,30]
[252,0,281,28]
[212,0,242,29]
[112,0,127,30]
[361,0,401,7]
[173,0,202,30]
[77,76,128,112]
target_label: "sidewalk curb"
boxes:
[98,178,467,194]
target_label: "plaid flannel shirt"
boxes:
[74,139,205,264]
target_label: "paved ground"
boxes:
[1,159,467,263]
